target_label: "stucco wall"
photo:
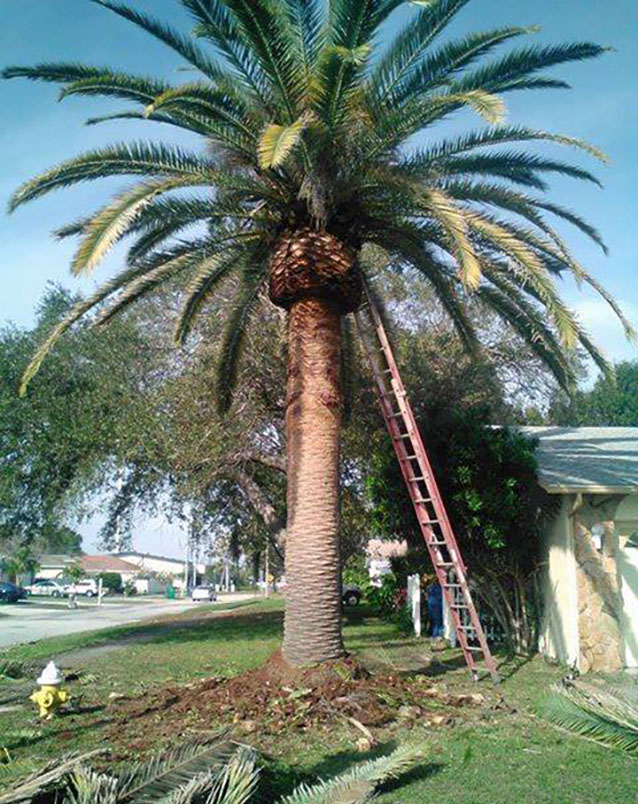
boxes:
[540,494,579,665]
[615,495,638,668]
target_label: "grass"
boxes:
[1,598,637,803]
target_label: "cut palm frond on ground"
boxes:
[0,739,423,804]
[540,682,638,756]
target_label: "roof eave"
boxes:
[541,483,638,495]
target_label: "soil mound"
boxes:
[107,651,487,752]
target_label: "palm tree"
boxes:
[5,0,632,667]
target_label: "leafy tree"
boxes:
[550,360,638,426]
[5,0,628,666]
[0,286,157,556]
[4,546,39,585]
[367,410,556,653]
[98,572,123,593]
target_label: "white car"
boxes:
[25,580,66,598]
[64,578,100,598]
[191,585,217,603]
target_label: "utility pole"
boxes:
[183,537,190,596]
[264,544,270,598]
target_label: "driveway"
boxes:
[0,593,256,650]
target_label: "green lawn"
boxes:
[1,598,636,803]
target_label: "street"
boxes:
[0,594,255,650]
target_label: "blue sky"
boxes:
[1,0,637,555]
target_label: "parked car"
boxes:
[0,582,27,603]
[25,579,66,598]
[191,585,217,603]
[64,578,100,598]
[342,584,362,607]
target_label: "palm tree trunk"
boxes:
[282,297,345,665]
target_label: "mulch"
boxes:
[105,651,493,753]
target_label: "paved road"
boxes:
[0,594,256,650]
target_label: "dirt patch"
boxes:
[106,651,491,754]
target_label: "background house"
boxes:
[520,427,638,673]
[366,539,408,586]
[112,551,207,591]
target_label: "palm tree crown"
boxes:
[5,0,632,396]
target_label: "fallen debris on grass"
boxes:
[106,651,490,753]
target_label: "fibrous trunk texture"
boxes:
[282,297,345,665]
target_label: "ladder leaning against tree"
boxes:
[355,284,501,685]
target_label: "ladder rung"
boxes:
[414,496,432,503]
[450,603,469,609]
[387,411,403,419]
[443,583,462,588]
[393,433,412,440]
[401,454,418,461]
[427,538,446,545]
[467,646,484,652]
[408,476,427,482]
[437,561,455,567]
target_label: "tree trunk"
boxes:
[282,297,344,665]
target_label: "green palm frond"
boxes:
[388,26,536,104]
[181,0,274,106]
[219,0,301,119]
[370,225,481,354]
[2,62,108,83]
[425,151,602,189]
[419,125,609,163]
[7,0,630,398]
[93,250,204,328]
[217,268,268,414]
[66,768,119,804]
[371,0,472,102]
[174,245,253,345]
[90,0,226,84]
[541,683,638,756]
[58,71,170,104]
[277,744,425,804]
[70,177,207,275]
[477,276,574,389]
[205,746,260,804]
[454,42,609,94]
[8,142,216,211]
[143,83,257,140]
[114,737,239,803]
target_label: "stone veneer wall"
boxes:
[572,496,625,673]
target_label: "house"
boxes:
[366,539,407,586]
[519,427,638,673]
[112,551,207,590]
[79,555,140,581]
[36,554,77,579]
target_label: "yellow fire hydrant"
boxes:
[30,661,70,719]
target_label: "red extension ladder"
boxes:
[355,286,500,684]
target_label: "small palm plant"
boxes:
[4,0,633,666]
[541,682,638,756]
[0,739,423,804]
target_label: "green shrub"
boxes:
[98,572,122,593]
